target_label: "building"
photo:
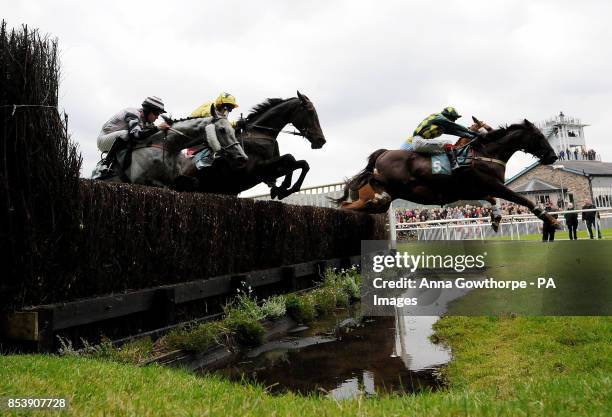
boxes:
[506,161,612,208]
[537,111,594,158]
[506,112,611,208]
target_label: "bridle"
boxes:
[246,100,313,139]
[249,121,309,138]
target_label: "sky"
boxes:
[4,0,612,197]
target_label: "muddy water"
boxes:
[207,308,451,399]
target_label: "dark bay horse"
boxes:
[182,91,326,198]
[335,119,560,227]
[336,117,495,216]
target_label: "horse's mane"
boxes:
[246,97,295,122]
[169,115,210,123]
[481,121,535,142]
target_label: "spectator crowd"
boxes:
[558,147,598,161]
[395,202,528,223]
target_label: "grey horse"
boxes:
[98,106,248,187]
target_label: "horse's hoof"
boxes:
[276,189,290,200]
[491,223,499,233]
[270,187,279,199]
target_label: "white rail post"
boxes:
[388,201,397,249]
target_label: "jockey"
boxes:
[97,96,170,169]
[188,92,240,169]
[401,106,480,170]
[191,92,239,121]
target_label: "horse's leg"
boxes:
[341,184,386,213]
[259,155,310,200]
[274,163,295,197]
[278,159,310,199]
[252,156,298,199]
[359,177,394,213]
[485,196,502,232]
[490,185,560,227]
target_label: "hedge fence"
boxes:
[0,22,81,312]
[0,21,386,311]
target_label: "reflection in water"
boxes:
[207,309,451,399]
[393,314,451,371]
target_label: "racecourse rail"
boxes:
[390,207,612,241]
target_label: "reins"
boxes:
[249,123,308,138]
[456,138,507,167]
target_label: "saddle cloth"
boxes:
[430,146,474,175]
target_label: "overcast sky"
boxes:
[5,0,612,196]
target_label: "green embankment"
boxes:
[1,243,610,416]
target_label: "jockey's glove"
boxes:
[130,126,159,143]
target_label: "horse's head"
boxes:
[469,116,492,133]
[210,105,248,167]
[519,119,557,165]
[291,91,326,149]
[482,119,557,165]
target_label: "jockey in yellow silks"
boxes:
[188,92,240,169]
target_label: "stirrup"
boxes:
[445,150,460,171]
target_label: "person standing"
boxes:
[582,200,602,239]
[564,203,578,240]
[542,201,558,242]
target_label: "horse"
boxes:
[334,119,560,228]
[180,91,326,198]
[99,106,248,187]
[335,116,502,228]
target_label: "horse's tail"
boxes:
[329,182,351,206]
[330,149,387,206]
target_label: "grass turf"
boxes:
[1,244,610,416]
[1,352,610,417]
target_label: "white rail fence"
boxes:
[390,208,612,241]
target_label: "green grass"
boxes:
[395,240,611,315]
[433,316,612,393]
[1,257,610,416]
[1,351,609,417]
[490,227,612,240]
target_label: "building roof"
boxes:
[557,160,612,176]
[511,179,562,193]
[505,160,612,185]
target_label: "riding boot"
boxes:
[100,138,129,178]
[98,140,119,175]
[444,144,460,171]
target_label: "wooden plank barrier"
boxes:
[1,255,361,352]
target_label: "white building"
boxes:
[537,111,594,158]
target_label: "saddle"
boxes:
[430,143,475,175]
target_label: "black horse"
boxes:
[335,120,561,227]
[181,91,326,198]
